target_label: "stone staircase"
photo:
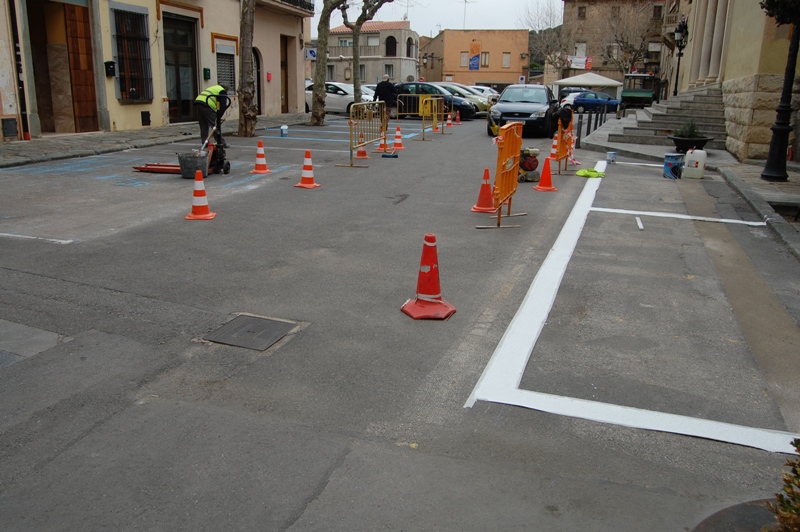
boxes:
[607,86,728,150]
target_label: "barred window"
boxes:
[113,9,153,101]
[217,53,235,89]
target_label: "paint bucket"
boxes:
[664,153,684,179]
[606,151,617,164]
[177,150,209,179]
[280,125,288,137]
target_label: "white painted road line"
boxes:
[0,233,74,245]
[465,176,800,454]
[591,207,768,227]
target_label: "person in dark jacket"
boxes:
[374,75,395,129]
[194,84,228,147]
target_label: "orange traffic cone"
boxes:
[455,110,462,125]
[250,140,271,174]
[471,168,497,213]
[534,157,557,192]
[401,234,456,320]
[185,171,217,220]
[446,113,453,128]
[295,150,321,189]
[374,133,389,152]
[391,126,405,150]
[355,133,370,159]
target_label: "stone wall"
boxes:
[722,74,799,160]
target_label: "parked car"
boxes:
[431,82,489,117]
[304,82,371,114]
[469,85,499,97]
[392,82,478,120]
[568,90,621,113]
[557,86,589,101]
[487,84,559,137]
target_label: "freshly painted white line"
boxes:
[465,172,800,454]
[616,162,663,167]
[0,233,73,244]
[591,207,767,227]
[636,216,644,230]
[465,178,601,406]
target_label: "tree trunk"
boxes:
[312,1,347,126]
[237,0,257,137]
[352,28,362,103]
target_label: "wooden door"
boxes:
[64,4,98,132]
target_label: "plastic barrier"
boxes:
[477,122,526,229]
[337,101,386,168]
[553,115,573,174]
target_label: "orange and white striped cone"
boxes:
[250,140,271,174]
[446,113,453,128]
[471,168,497,213]
[295,150,321,189]
[391,126,405,151]
[374,133,389,152]
[455,110,462,125]
[401,233,456,320]
[355,133,370,159]
[185,171,217,220]
[550,133,559,158]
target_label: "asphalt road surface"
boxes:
[1,118,799,531]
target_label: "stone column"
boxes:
[689,0,709,87]
[706,0,729,83]
[698,0,719,82]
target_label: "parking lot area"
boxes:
[1,117,800,530]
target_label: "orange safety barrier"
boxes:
[395,94,444,141]
[477,122,526,229]
[336,101,386,168]
[552,113,573,174]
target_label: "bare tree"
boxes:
[340,0,395,103]
[521,0,571,77]
[312,0,349,126]
[237,0,257,137]
[601,1,662,74]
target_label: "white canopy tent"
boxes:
[553,73,623,98]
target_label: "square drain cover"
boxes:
[204,315,296,351]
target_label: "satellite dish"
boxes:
[406,74,414,82]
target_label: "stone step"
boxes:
[622,125,727,137]
[607,132,727,149]
[649,104,725,118]
[633,117,726,129]
[652,101,725,112]
[666,95,723,104]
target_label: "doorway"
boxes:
[163,15,198,123]
[280,36,288,113]
[253,48,262,115]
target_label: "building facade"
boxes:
[325,20,419,85]
[1,0,312,141]
[419,29,530,90]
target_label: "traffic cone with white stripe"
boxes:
[355,133,370,159]
[471,168,497,213]
[295,150,321,189]
[250,140,271,174]
[391,126,405,150]
[550,133,559,158]
[446,113,453,128]
[401,233,456,320]
[455,110,462,125]
[374,133,389,152]
[185,171,217,220]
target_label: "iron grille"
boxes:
[113,10,154,101]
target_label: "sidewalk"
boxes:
[581,113,800,261]
[0,113,311,168]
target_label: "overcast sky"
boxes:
[311,0,537,40]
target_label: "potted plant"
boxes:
[668,119,714,153]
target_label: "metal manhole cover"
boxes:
[203,315,296,351]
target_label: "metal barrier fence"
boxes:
[479,121,525,229]
[395,94,444,140]
[336,100,386,168]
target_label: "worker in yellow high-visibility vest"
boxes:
[194,84,228,147]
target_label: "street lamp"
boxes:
[672,18,688,97]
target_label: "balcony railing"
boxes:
[327,45,383,58]
[258,0,314,15]
[278,0,314,11]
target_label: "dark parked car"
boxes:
[487,84,560,137]
[569,91,621,113]
[392,82,478,120]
